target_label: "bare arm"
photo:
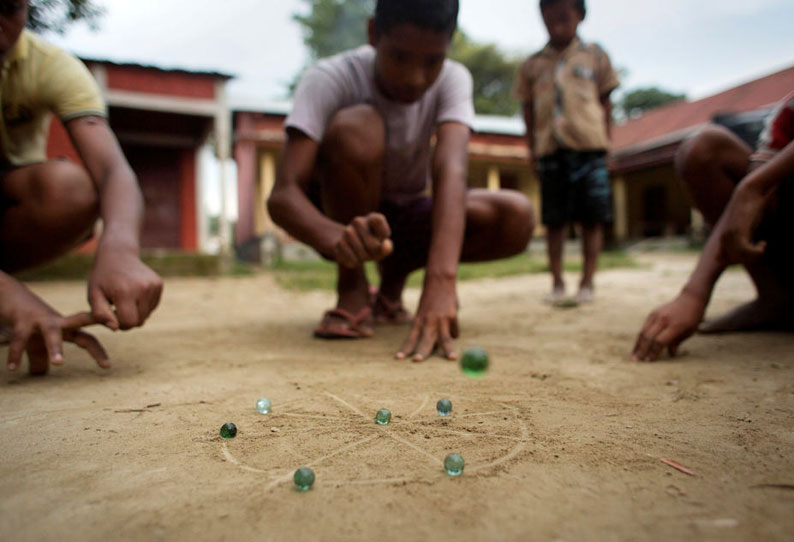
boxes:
[633,139,794,361]
[522,99,536,168]
[67,116,163,331]
[600,93,613,140]
[397,121,470,361]
[267,129,392,267]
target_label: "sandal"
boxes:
[369,287,412,325]
[313,307,374,339]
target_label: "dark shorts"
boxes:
[538,149,613,226]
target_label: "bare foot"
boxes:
[700,298,794,334]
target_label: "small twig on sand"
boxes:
[661,458,697,477]
[750,484,794,491]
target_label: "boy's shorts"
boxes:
[538,149,613,226]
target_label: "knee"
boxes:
[323,105,385,167]
[30,161,99,222]
[675,125,733,183]
[497,191,535,255]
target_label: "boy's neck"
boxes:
[548,35,578,52]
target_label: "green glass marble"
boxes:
[220,422,237,439]
[256,398,272,414]
[436,398,452,416]
[375,408,392,425]
[293,467,315,491]
[460,347,489,378]
[444,453,465,476]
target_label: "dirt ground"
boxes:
[1,253,792,542]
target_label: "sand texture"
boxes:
[1,253,793,541]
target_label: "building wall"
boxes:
[623,165,692,238]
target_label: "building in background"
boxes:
[46,59,233,253]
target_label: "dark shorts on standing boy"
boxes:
[538,149,613,226]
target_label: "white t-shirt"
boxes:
[286,45,475,203]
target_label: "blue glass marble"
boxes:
[293,467,315,491]
[436,398,452,416]
[375,408,392,425]
[444,453,465,476]
[256,398,272,414]
[220,422,237,439]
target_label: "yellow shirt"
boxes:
[0,30,106,166]
[515,36,619,158]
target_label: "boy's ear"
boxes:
[367,18,379,47]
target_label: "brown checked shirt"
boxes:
[515,36,619,159]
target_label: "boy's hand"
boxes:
[632,290,707,362]
[334,213,393,269]
[1,279,109,371]
[89,247,163,331]
[396,276,459,362]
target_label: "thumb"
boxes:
[89,287,119,331]
[379,238,394,260]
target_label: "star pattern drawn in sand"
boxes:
[221,391,531,489]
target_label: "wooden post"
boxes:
[612,175,628,241]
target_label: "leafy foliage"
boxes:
[617,87,686,119]
[26,0,104,34]
[291,0,522,115]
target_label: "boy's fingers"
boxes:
[7,329,29,371]
[367,213,391,240]
[114,299,141,330]
[62,312,98,330]
[335,242,358,269]
[438,320,456,360]
[352,219,382,258]
[396,323,421,360]
[344,226,369,262]
[40,323,65,366]
[413,323,438,362]
[67,330,111,369]
[89,288,119,331]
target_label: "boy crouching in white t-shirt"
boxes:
[268,0,535,362]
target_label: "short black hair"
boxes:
[540,0,586,18]
[374,0,459,37]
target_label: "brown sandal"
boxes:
[313,307,374,339]
[369,288,412,325]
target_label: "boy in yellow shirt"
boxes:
[0,1,163,374]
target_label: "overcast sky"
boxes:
[49,0,794,109]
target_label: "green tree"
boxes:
[449,32,521,116]
[618,87,686,119]
[293,0,373,62]
[292,0,522,115]
[26,0,104,34]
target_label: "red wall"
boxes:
[104,65,216,99]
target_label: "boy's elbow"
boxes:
[267,188,289,226]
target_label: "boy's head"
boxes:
[0,0,27,61]
[369,0,459,104]
[539,0,585,49]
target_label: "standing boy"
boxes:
[1,1,163,374]
[633,92,794,361]
[515,0,619,304]
[268,0,534,361]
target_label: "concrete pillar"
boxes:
[612,175,628,241]
[255,151,277,236]
[214,81,232,257]
[690,208,706,240]
[487,165,501,191]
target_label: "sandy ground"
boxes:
[1,253,793,542]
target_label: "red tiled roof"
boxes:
[612,64,794,154]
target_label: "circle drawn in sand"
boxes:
[221,392,530,490]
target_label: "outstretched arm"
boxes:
[67,116,163,331]
[397,122,469,361]
[633,140,794,361]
